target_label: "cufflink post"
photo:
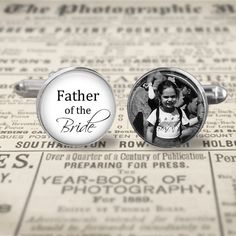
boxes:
[202,85,227,104]
[14,79,44,98]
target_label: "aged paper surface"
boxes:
[0,1,235,236]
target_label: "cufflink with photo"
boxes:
[127,67,227,148]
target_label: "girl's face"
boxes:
[160,87,177,109]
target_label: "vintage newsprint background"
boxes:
[0,1,236,236]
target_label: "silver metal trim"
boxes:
[127,67,213,148]
[33,67,115,147]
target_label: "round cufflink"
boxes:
[127,67,227,148]
[15,67,116,146]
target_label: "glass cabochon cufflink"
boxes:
[127,67,227,148]
[14,67,116,146]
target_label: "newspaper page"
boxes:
[0,1,235,236]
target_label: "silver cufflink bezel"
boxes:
[127,67,227,148]
[15,67,116,146]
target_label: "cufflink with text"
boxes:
[15,67,116,146]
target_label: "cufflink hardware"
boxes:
[127,67,227,148]
[15,67,116,146]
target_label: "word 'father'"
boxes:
[57,90,100,101]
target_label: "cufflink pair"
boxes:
[15,67,227,148]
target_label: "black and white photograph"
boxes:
[128,68,207,147]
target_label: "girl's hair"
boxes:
[157,80,179,97]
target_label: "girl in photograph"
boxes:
[146,80,183,147]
